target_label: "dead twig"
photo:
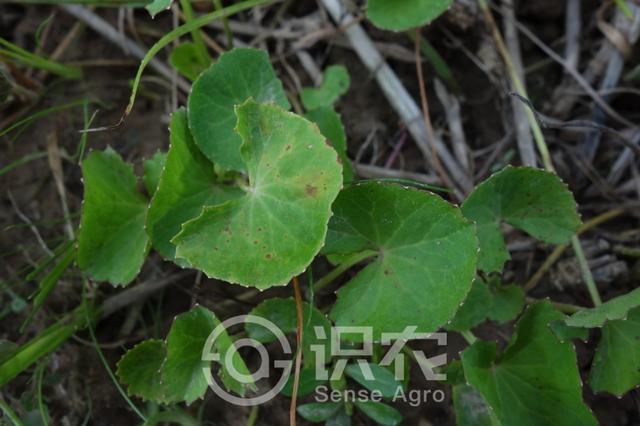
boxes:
[501,0,536,167]
[319,0,472,195]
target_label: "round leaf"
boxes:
[77,148,149,285]
[461,302,597,426]
[462,166,580,273]
[147,109,242,263]
[188,48,290,171]
[325,182,477,339]
[367,0,452,32]
[116,339,168,403]
[354,400,402,426]
[174,100,343,288]
[589,307,640,396]
[301,65,350,110]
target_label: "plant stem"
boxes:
[179,0,210,64]
[313,250,377,292]
[124,0,276,118]
[83,281,147,422]
[477,0,603,307]
[524,208,624,292]
[290,276,303,426]
[36,360,49,426]
[570,238,602,306]
[460,330,477,345]
[476,0,551,171]
[213,0,234,48]
[414,30,456,197]
[526,297,583,314]
[0,396,23,426]
[246,405,259,426]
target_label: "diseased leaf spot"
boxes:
[305,184,318,197]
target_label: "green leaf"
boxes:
[344,363,401,398]
[77,148,149,285]
[246,297,331,368]
[297,402,342,423]
[326,408,351,426]
[461,166,580,273]
[367,0,452,32]
[143,151,166,196]
[461,302,597,426]
[188,48,290,171]
[324,182,477,339]
[566,287,640,328]
[305,106,353,183]
[452,384,497,426]
[145,0,173,18]
[549,320,588,342]
[116,339,168,403]
[589,307,640,396]
[147,109,242,263]
[162,306,214,404]
[162,305,253,403]
[301,65,350,110]
[280,368,325,397]
[174,100,343,288]
[448,277,524,331]
[354,400,402,426]
[169,42,211,81]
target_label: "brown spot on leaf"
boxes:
[265,253,273,260]
[305,184,318,197]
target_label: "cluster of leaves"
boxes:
[70,3,640,424]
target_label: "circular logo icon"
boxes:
[201,314,292,406]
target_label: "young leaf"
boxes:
[143,151,166,196]
[324,182,477,339]
[461,302,597,426]
[162,306,215,404]
[297,402,342,423]
[354,400,402,426]
[147,109,242,263]
[188,48,290,171]
[300,65,350,110]
[245,297,331,368]
[77,148,149,285]
[589,307,640,396]
[305,106,353,183]
[448,277,524,331]
[344,363,401,398]
[162,305,253,403]
[169,42,210,81]
[461,166,580,273]
[565,287,640,328]
[116,339,168,403]
[174,100,343,288]
[367,0,452,32]
[145,0,173,18]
